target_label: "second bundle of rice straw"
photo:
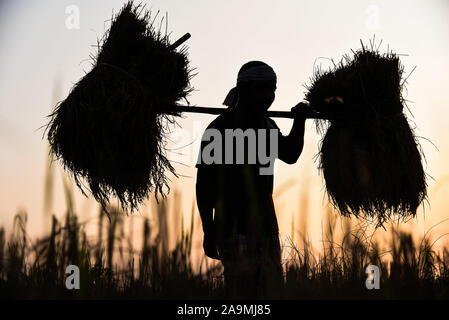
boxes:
[305,41,427,226]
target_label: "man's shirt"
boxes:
[196,109,281,241]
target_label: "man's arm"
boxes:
[196,166,215,233]
[277,116,306,164]
[277,103,311,164]
[196,166,219,259]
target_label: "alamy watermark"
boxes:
[365,265,380,290]
[65,265,80,290]
[65,5,80,30]
[365,4,381,30]
[196,128,279,176]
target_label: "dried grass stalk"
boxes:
[46,2,193,214]
[305,41,427,226]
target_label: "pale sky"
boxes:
[1,0,449,250]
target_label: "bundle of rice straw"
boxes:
[305,40,426,226]
[46,2,193,214]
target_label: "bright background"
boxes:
[1,0,449,255]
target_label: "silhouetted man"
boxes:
[195,61,309,298]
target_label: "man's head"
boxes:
[224,61,277,113]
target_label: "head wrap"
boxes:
[223,64,277,109]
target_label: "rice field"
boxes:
[0,140,447,300]
[1,186,449,300]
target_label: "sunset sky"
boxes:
[1,0,449,251]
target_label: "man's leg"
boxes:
[257,234,284,298]
[220,235,257,299]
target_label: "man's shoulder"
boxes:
[208,112,279,128]
[196,111,231,169]
[206,110,234,130]
[266,117,279,130]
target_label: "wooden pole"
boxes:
[166,105,328,120]
[169,33,191,49]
